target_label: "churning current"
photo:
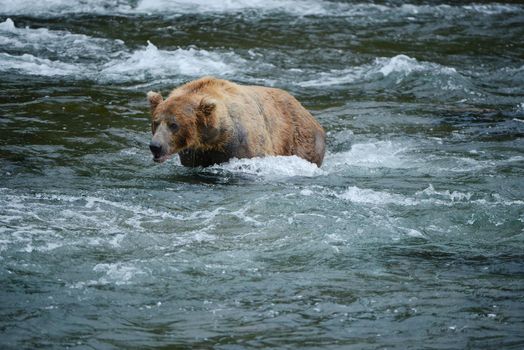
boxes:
[0,1,523,349]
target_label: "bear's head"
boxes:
[147,91,223,163]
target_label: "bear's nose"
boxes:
[149,141,163,156]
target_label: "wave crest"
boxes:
[100,41,244,83]
[0,52,78,76]
[209,155,324,179]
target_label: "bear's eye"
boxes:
[168,122,179,132]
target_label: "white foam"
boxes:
[375,54,457,77]
[425,155,493,173]
[210,155,324,179]
[0,0,132,16]
[324,140,413,172]
[0,19,244,82]
[403,228,425,238]
[396,4,522,16]
[136,0,340,16]
[337,186,417,206]
[416,184,472,202]
[375,55,420,76]
[99,41,244,83]
[0,18,123,61]
[0,0,361,17]
[0,18,126,78]
[0,53,79,76]
[0,190,230,252]
[335,183,518,208]
[39,242,63,251]
[506,156,524,162]
[133,2,524,17]
[297,54,459,88]
[0,26,246,82]
[230,206,263,226]
[0,17,15,32]
[93,262,148,285]
[297,67,365,88]
[300,189,314,196]
[1,1,521,17]
[377,54,421,76]
[462,4,522,15]
[411,3,522,15]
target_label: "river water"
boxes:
[1,1,523,349]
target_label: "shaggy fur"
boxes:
[147,77,326,167]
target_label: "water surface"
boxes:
[1,1,523,349]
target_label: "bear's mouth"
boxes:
[153,154,172,163]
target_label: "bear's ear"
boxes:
[198,97,217,117]
[147,91,163,114]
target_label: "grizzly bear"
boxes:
[147,77,325,167]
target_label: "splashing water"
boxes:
[1,1,523,349]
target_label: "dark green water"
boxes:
[1,1,523,349]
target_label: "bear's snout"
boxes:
[149,140,165,161]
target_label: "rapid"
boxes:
[1,1,523,348]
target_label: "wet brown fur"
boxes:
[147,77,326,167]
